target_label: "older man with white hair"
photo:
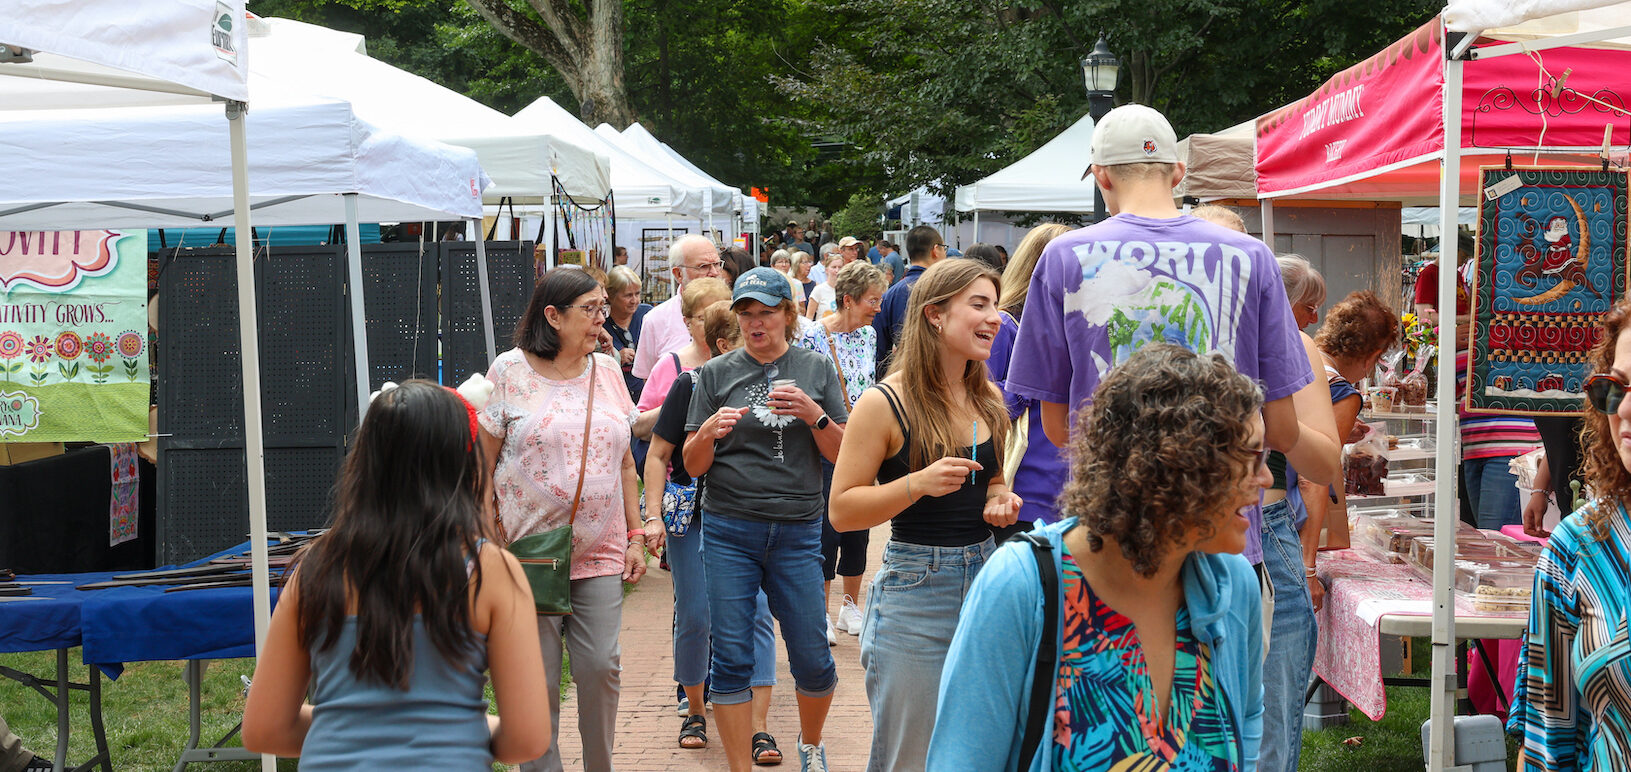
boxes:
[632,234,726,379]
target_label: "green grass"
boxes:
[1301,638,1522,771]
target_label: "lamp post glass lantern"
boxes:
[1082,35,1119,223]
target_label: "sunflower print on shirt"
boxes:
[1051,551,1238,772]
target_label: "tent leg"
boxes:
[973,212,981,247]
[1260,200,1276,246]
[545,198,557,272]
[474,225,497,364]
[226,101,275,772]
[1427,40,1466,772]
[666,215,676,297]
[343,194,371,418]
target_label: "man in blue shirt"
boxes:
[872,225,948,372]
[876,241,907,287]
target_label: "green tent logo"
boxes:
[0,390,40,438]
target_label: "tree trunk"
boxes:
[464,0,636,128]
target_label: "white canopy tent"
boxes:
[648,133,751,237]
[600,123,737,237]
[954,112,1100,221]
[0,5,276,770]
[512,96,702,219]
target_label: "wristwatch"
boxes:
[814,414,831,430]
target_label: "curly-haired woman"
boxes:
[1509,299,1631,770]
[927,342,1266,772]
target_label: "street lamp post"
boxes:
[1081,35,1119,223]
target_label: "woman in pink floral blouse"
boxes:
[479,267,647,772]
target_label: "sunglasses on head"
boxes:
[1586,373,1630,413]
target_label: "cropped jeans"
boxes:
[1463,455,1522,530]
[666,513,776,691]
[859,537,995,772]
[701,511,836,704]
[1257,498,1318,772]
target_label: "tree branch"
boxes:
[524,0,588,58]
[463,0,580,87]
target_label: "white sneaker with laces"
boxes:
[797,736,829,772]
[825,614,837,646]
[837,595,863,635]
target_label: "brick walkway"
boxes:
[552,524,888,771]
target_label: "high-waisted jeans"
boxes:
[859,537,994,772]
[666,513,776,690]
[1258,498,1318,772]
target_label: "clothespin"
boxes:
[1549,68,1572,100]
[1504,151,1513,171]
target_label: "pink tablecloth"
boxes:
[1313,548,1525,720]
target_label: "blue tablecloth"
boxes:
[0,541,283,677]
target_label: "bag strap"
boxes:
[1016,531,1058,772]
[568,356,598,526]
[821,322,853,412]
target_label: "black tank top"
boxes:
[874,384,998,547]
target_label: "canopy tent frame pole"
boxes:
[1475,24,1631,60]
[0,63,213,98]
[1260,201,1276,246]
[0,194,314,223]
[1427,27,1467,772]
[973,211,980,248]
[473,222,497,363]
[225,100,276,772]
[545,194,557,272]
[342,194,371,418]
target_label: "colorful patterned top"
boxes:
[1508,501,1631,772]
[480,350,637,580]
[794,320,877,410]
[1052,550,1238,772]
[1455,350,1541,460]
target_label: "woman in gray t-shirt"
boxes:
[683,267,849,771]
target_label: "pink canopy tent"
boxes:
[1256,19,1631,203]
[1254,5,1631,769]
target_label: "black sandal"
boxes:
[678,714,708,749]
[752,732,783,766]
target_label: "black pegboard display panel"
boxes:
[441,241,534,386]
[360,242,439,389]
[156,247,349,564]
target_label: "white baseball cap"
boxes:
[1082,104,1179,179]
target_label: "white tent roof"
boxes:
[512,97,701,218]
[645,133,747,215]
[954,112,1099,213]
[600,123,735,218]
[0,98,489,230]
[0,0,249,101]
[243,18,608,205]
[1447,0,1631,46]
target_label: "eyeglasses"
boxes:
[1586,373,1630,413]
[934,243,948,252]
[682,260,725,274]
[764,363,779,386]
[1239,445,1269,472]
[559,303,608,320]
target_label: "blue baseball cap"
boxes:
[732,266,794,308]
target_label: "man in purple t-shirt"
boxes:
[1006,104,1312,564]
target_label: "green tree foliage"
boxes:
[776,0,1441,204]
[828,192,884,240]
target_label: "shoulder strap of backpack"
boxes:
[1016,531,1058,771]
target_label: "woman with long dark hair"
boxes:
[480,267,646,772]
[830,259,1018,772]
[243,381,550,769]
[929,343,1267,771]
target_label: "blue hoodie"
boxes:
[926,518,1264,771]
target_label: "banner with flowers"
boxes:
[0,230,149,442]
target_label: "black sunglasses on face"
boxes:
[1587,373,1630,413]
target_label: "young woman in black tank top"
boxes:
[829,260,1020,772]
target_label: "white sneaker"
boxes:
[825,614,837,646]
[837,595,863,635]
[797,736,829,772]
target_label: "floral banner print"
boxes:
[0,230,149,442]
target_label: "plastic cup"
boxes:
[1369,386,1398,413]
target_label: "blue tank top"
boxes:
[300,617,492,771]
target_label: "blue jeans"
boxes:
[666,516,776,690]
[701,511,836,704]
[860,537,994,772]
[1258,499,1317,772]
[1463,455,1522,530]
